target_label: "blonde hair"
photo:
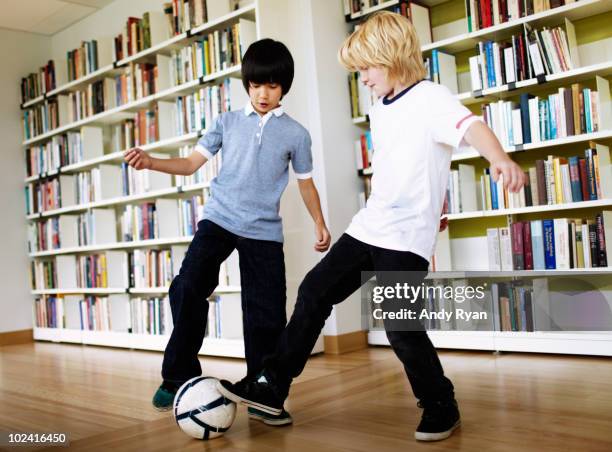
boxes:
[338,11,426,86]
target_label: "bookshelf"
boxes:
[344,0,612,356]
[20,0,286,359]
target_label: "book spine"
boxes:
[543,219,556,269]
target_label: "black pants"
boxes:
[266,233,455,404]
[162,220,287,384]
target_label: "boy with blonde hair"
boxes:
[219,12,525,441]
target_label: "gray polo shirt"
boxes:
[194,103,313,243]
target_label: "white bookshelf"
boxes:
[428,268,612,278]
[30,236,195,257]
[423,0,612,54]
[128,286,241,294]
[452,129,612,162]
[26,182,209,220]
[345,0,612,356]
[368,329,612,356]
[444,198,612,221]
[32,327,247,358]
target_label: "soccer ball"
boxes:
[174,376,237,440]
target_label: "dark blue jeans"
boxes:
[162,220,287,384]
[266,233,455,404]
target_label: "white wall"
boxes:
[0,29,51,332]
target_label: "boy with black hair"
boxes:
[125,38,330,426]
[218,12,526,440]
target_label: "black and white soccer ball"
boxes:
[174,376,236,440]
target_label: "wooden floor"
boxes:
[1,342,612,451]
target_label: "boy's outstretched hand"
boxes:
[124,148,152,170]
[489,157,527,193]
[315,222,331,252]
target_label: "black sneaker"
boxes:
[414,399,461,441]
[217,370,286,416]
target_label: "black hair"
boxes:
[241,39,294,96]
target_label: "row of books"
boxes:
[110,115,154,151]
[29,218,60,253]
[66,40,102,82]
[34,293,239,339]
[176,145,222,186]
[22,99,63,139]
[481,81,604,148]
[31,246,240,290]
[25,177,61,215]
[121,203,158,242]
[163,0,209,37]
[178,195,206,236]
[34,296,63,328]
[66,79,115,123]
[445,144,610,214]
[206,296,222,338]
[464,0,576,33]
[113,63,159,106]
[76,254,118,288]
[469,22,577,91]
[113,12,166,60]
[27,192,211,253]
[487,211,612,271]
[170,20,255,85]
[493,148,607,212]
[354,130,373,171]
[24,155,214,217]
[425,50,458,94]
[25,131,83,177]
[30,251,132,290]
[31,260,55,289]
[348,72,377,119]
[131,296,172,335]
[175,81,234,134]
[34,294,170,334]
[121,159,173,197]
[21,61,56,104]
[130,249,174,288]
[491,281,536,332]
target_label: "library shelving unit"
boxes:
[344,0,612,356]
[20,0,274,359]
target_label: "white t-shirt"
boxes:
[346,80,481,260]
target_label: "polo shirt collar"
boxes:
[244,102,284,118]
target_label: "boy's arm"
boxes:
[124,148,207,175]
[463,121,527,193]
[297,178,331,252]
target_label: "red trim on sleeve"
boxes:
[456,113,476,130]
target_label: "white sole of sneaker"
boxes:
[216,381,283,416]
[414,420,461,441]
[248,411,293,426]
